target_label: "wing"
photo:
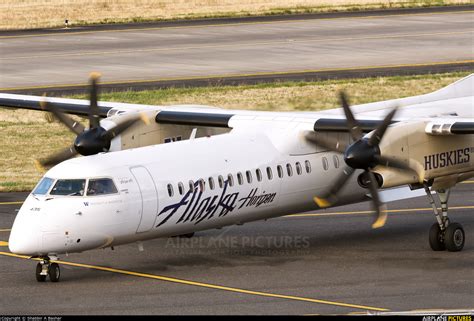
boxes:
[1,73,473,131]
[0,93,112,117]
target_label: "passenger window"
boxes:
[198,179,205,192]
[189,180,195,192]
[218,175,224,188]
[167,184,174,197]
[322,157,329,171]
[33,177,54,195]
[237,172,244,185]
[333,155,340,168]
[209,177,215,190]
[295,162,302,175]
[277,165,283,178]
[266,167,273,180]
[227,174,234,187]
[256,169,262,182]
[51,179,86,196]
[305,160,312,173]
[178,182,184,195]
[246,170,252,184]
[286,164,293,177]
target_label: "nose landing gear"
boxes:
[424,186,465,252]
[35,257,61,282]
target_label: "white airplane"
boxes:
[1,73,473,282]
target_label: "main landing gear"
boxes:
[424,186,465,252]
[35,257,60,282]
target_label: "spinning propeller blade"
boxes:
[36,145,78,170]
[306,91,416,228]
[88,72,101,129]
[340,91,363,141]
[305,131,348,154]
[313,166,355,208]
[362,171,388,229]
[36,73,147,169]
[40,98,85,135]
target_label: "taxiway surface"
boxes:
[1,9,473,91]
[0,182,473,315]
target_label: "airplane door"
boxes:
[130,166,159,233]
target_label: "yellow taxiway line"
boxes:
[0,201,24,205]
[287,205,474,218]
[1,201,472,310]
[0,251,388,312]
[0,9,472,40]
[0,229,11,232]
[0,60,472,92]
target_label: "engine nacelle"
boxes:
[368,167,420,189]
[104,109,230,152]
[370,120,474,189]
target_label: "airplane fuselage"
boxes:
[9,127,367,256]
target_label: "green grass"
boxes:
[73,71,471,111]
[0,71,471,192]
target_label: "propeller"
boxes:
[306,91,417,229]
[36,73,145,169]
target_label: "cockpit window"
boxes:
[50,179,86,196]
[87,178,118,196]
[32,177,54,195]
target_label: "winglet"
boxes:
[314,197,331,208]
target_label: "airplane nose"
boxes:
[8,215,42,255]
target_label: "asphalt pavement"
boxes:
[0,182,472,315]
[1,8,473,93]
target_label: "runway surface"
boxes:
[0,9,473,92]
[0,182,473,315]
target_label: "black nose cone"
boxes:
[344,139,379,169]
[74,127,110,156]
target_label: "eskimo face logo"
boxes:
[156,181,276,227]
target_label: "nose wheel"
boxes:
[424,186,465,252]
[35,257,61,282]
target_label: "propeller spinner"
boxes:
[36,73,144,169]
[306,92,417,229]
